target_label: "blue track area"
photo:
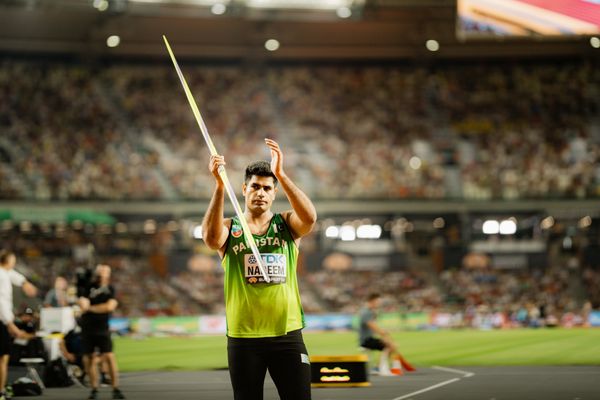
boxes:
[10,366,600,400]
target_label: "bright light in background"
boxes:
[499,219,517,235]
[144,219,157,234]
[211,3,227,14]
[106,35,121,48]
[265,39,280,51]
[356,224,382,239]
[482,220,499,235]
[325,225,340,238]
[193,225,203,239]
[426,39,439,52]
[540,216,555,230]
[340,225,356,241]
[409,156,422,170]
[247,0,356,10]
[336,6,352,18]
[579,215,592,228]
[93,0,109,12]
[590,37,600,49]
[433,217,445,229]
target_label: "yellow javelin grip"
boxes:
[163,35,270,283]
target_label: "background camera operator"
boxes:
[77,264,125,400]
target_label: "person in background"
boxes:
[10,308,46,367]
[0,250,38,400]
[78,265,125,400]
[358,293,416,376]
[44,277,69,308]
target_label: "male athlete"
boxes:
[202,138,317,400]
[359,293,415,376]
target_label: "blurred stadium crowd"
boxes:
[5,230,597,330]
[1,59,599,201]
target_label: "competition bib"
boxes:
[244,253,287,284]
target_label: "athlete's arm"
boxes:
[265,138,317,239]
[88,299,118,313]
[366,320,390,338]
[9,269,38,297]
[202,155,230,250]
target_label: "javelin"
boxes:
[163,35,270,283]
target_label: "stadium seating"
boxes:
[1,60,598,200]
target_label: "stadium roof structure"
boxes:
[0,0,597,60]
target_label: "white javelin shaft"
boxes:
[163,35,270,283]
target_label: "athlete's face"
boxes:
[243,175,277,213]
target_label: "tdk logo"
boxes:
[264,254,285,264]
[249,254,285,264]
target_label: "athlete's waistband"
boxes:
[227,328,303,344]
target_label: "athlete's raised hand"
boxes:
[209,154,226,186]
[265,138,284,178]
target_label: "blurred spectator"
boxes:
[44,276,69,308]
[1,60,597,200]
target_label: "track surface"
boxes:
[10,366,600,400]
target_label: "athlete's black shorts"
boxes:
[360,337,386,351]
[81,332,113,354]
[0,322,11,356]
[227,329,311,400]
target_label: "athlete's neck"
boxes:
[244,210,274,229]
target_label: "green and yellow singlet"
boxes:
[222,214,305,338]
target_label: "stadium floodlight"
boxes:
[579,216,592,228]
[336,6,351,18]
[540,216,554,230]
[433,217,445,229]
[264,39,280,51]
[211,3,227,14]
[247,0,356,10]
[340,225,356,241]
[144,219,157,234]
[106,35,121,48]
[426,39,440,52]
[192,225,203,239]
[163,36,270,283]
[93,0,109,12]
[409,156,422,170]
[356,224,382,239]
[482,220,499,235]
[129,0,230,5]
[499,220,517,235]
[325,226,340,238]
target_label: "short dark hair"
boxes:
[367,293,381,302]
[244,161,278,186]
[0,249,15,265]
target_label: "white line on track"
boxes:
[431,366,475,378]
[391,366,475,400]
[391,378,461,400]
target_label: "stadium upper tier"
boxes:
[0,60,598,201]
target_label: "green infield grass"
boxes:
[114,328,600,372]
